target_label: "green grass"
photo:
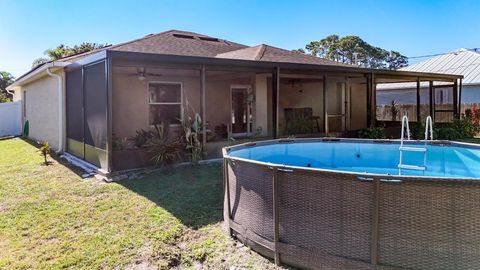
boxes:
[0,138,281,269]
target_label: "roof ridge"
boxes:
[108,29,176,50]
[254,44,267,61]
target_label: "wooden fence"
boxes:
[376,103,479,122]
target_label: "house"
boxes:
[7,30,463,174]
[377,48,480,122]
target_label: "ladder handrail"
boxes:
[425,116,433,141]
[422,116,433,175]
[400,115,410,144]
[398,115,410,175]
[398,115,433,176]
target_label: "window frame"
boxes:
[147,81,184,126]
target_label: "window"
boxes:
[148,82,182,125]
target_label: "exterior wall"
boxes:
[21,73,62,151]
[279,80,323,134]
[376,84,480,106]
[205,74,255,135]
[112,66,201,139]
[278,79,367,134]
[349,82,367,130]
[12,89,22,102]
[460,85,480,104]
[255,74,269,136]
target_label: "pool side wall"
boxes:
[223,138,480,269]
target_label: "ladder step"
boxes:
[398,164,426,170]
[399,146,427,152]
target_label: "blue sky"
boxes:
[1,0,479,77]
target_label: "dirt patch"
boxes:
[0,203,9,212]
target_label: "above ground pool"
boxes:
[227,139,480,178]
[222,138,480,270]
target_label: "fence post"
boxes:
[272,166,281,265]
[371,177,380,265]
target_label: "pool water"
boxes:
[227,141,480,178]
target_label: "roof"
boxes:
[216,44,352,67]
[379,48,479,90]
[7,61,69,90]
[12,29,462,89]
[109,30,248,57]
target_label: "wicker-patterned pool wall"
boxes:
[223,139,480,270]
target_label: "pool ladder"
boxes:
[398,116,433,175]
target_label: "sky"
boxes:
[1,0,480,77]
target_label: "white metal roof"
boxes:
[402,48,480,85]
[378,48,480,90]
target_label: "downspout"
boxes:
[6,88,15,97]
[46,67,63,153]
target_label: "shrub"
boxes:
[434,117,476,140]
[38,141,51,165]
[129,129,152,148]
[183,113,203,165]
[357,127,386,139]
[148,123,183,166]
[410,121,426,140]
[112,135,128,150]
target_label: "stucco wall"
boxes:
[349,82,367,130]
[21,73,61,150]
[278,79,367,134]
[113,66,259,140]
[205,73,255,134]
[112,66,201,138]
[279,80,324,134]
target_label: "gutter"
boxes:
[6,88,15,97]
[7,61,69,90]
[46,67,64,153]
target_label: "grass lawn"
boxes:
[0,138,282,269]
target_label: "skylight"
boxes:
[172,33,195,39]
[199,37,220,42]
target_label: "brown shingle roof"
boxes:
[109,29,248,57]
[215,44,353,67]
[20,29,353,82]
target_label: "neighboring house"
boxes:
[377,48,480,122]
[7,29,462,174]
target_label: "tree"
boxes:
[0,71,15,103]
[291,48,305,54]
[32,42,110,68]
[31,58,50,69]
[302,35,408,70]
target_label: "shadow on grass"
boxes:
[118,164,224,229]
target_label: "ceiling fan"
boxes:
[125,67,163,80]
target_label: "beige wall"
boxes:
[278,77,368,135]
[279,80,324,134]
[349,82,367,130]
[12,89,22,102]
[21,73,63,150]
[254,74,269,136]
[205,72,255,134]
[112,66,201,138]
[113,66,368,140]
[112,66,261,140]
